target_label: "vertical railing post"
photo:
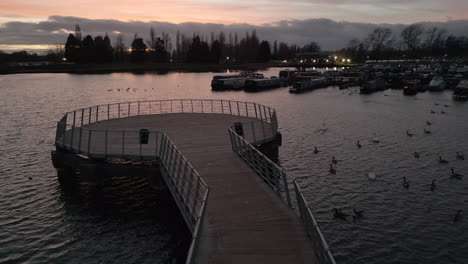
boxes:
[128,102,131,117]
[201,100,204,113]
[70,111,76,149]
[118,103,121,118]
[88,107,92,124]
[104,130,108,157]
[138,101,141,115]
[191,99,193,112]
[96,106,99,121]
[251,122,257,143]
[254,103,258,118]
[87,130,92,156]
[229,101,232,115]
[107,104,110,120]
[282,170,292,208]
[122,131,125,155]
[221,100,224,114]
[191,179,201,214]
[81,109,84,126]
[181,99,184,112]
[78,127,83,153]
[236,101,240,116]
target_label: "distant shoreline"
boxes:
[0,62,356,75]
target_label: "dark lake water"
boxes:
[1,69,467,263]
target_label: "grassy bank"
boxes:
[0,62,357,75]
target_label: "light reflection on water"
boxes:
[0,69,467,263]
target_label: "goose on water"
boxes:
[441,110,446,114]
[424,128,432,134]
[314,146,319,154]
[426,120,432,126]
[357,140,362,148]
[354,209,364,217]
[333,208,348,220]
[406,130,414,137]
[451,168,463,179]
[414,152,420,158]
[430,110,436,114]
[439,156,449,164]
[332,156,337,164]
[453,210,462,222]
[329,164,336,174]
[430,179,436,191]
[402,177,409,188]
[456,152,465,160]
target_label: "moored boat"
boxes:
[403,79,421,95]
[211,72,264,90]
[453,80,468,101]
[289,77,327,93]
[428,76,447,91]
[360,78,386,94]
[245,77,282,92]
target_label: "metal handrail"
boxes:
[228,127,292,208]
[228,126,336,264]
[54,99,279,264]
[57,99,277,134]
[294,180,336,264]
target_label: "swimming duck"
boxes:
[430,110,436,114]
[332,156,337,164]
[406,130,414,137]
[414,152,420,158]
[444,104,449,107]
[372,137,380,143]
[356,140,362,148]
[402,177,409,188]
[426,120,432,126]
[430,179,436,191]
[333,208,348,220]
[439,156,449,164]
[453,210,462,222]
[329,164,336,174]
[313,147,319,154]
[456,152,465,160]
[434,102,439,106]
[450,168,463,179]
[441,110,446,114]
[354,209,364,217]
[424,128,432,134]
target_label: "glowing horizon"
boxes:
[1,0,467,26]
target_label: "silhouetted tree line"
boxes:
[64,25,113,63]
[341,24,468,62]
[61,24,319,64]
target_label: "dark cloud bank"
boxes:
[1,16,468,51]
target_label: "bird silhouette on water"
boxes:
[414,152,420,158]
[402,177,409,188]
[450,168,463,179]
[356,140,362,148]
[430,179,436,191]
[333,208,348,220]
[332,156,337,164]
[314,146,319,154]
[453,210,462,222]
[456,152,465,160]
[329,164,336,174]
[439,156,449,164]
[406,130,414,137]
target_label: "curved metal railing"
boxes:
[228,125,336,264]
[54,99,279,264]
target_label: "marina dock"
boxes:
[51,99,335,264]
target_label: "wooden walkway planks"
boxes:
[86,113,318,264]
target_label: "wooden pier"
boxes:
[52,99,335,264]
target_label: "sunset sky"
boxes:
[1,0,468,52]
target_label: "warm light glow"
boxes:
[347,59,351,63]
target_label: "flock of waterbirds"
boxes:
[313,101,465,223]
